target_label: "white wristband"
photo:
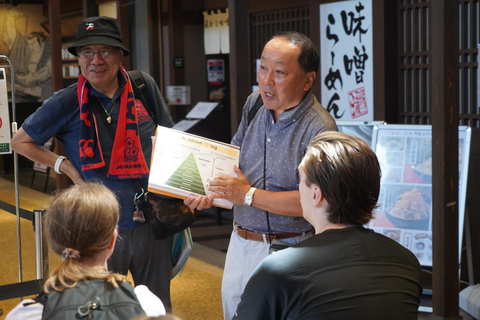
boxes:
[54,156,66,174]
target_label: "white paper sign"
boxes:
[204,11,221,54]
[166,86,191,105]
[0,68,12,154]
[172,119,200,132]
[320,0,374,121]
[219,9,230,54]
[186,102,218,119]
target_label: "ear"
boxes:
[108,228,118,251]
[304,71,316,91]
[312,185,324,206]
[118,50,124,64]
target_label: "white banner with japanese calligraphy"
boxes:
[319,0,374,121]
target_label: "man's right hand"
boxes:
[58,158,85,184]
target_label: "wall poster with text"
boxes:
[0,68,12,154]
[369,125,471,267]
[319,0,373,121]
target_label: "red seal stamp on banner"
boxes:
[348,87,368,118]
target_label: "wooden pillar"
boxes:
[48,1,63,99]
[309,0,321,100]
[228,0,249,137]
[371,0,385,121]
[148,0,163,89]
[48,0,69,190]
[82,0,98,18]
[167,0,185,86]
[430,0,461,319]
[117,0,131,70]
[163,0,198,123]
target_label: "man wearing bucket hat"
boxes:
[11,16,175,310]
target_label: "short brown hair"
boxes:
[43,182,124,292]
[300,131,381,225]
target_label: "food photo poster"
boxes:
[368,125,471,267]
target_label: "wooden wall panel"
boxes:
[250,7,310,84]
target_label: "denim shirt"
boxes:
[232,90,338,233]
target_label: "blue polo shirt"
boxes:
[232,90,338,233]
[22,71,173,231]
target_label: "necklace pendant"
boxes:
[107,116,112,124]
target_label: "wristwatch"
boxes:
[243,187,257,206]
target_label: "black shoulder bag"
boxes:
[128,70,195,240]
[247,93,263,126]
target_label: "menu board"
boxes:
[369,125,471,267]
[337,121,385,146]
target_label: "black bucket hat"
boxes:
[68,16,130,56]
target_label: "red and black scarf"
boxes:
[78,66,149,179]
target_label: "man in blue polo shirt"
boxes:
[185,31,338,320]
[233,132,422,320]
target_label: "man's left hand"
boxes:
[208,165,250,205]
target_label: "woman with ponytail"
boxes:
[7,183,165,319]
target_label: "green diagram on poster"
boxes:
[165,153,205,195]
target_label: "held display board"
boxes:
[369,125,471,267]
[148,126,240,209]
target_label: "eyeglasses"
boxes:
[78,48,116,59]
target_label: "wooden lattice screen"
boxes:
[398,0,430,124]
[458,0,480,128]
[398,0,480,127]
[250,7,310,84]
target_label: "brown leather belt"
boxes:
[234,222,307,242]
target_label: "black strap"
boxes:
[247,94,264,127]
[127,70,158,125]
[125,70,156,198]
[33,291,47,306]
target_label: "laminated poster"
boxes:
[148,126,240,209]
[369,125,470,267]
